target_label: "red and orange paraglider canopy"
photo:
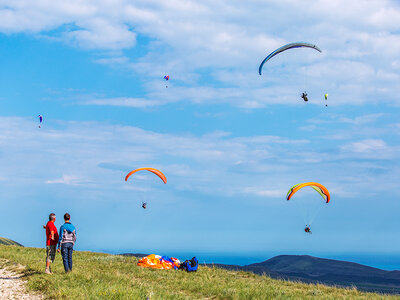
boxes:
[125,168,167,184]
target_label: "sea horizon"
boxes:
[93,249,400,271]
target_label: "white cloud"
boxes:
[341,139,390,154]
[0,116,399,203]
[242,187,286,198]
[65,18,136,50]
[338,113,385,125]
[1,0,399,107]
[84,97,163,108]
[46,175,92,186]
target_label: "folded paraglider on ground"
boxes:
[137,254,198,272]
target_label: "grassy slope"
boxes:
[0,245,398,299]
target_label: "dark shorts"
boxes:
[46,245,56,262]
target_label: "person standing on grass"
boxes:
[57,213,76,273]
[44,213,59,274]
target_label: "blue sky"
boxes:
[1,0,400,267]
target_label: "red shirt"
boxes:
[46,221,59,246]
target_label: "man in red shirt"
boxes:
[44,213,59,274]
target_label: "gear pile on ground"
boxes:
[137,254,198,272]
[137,254,180,270]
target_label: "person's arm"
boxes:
[57,225,64,249]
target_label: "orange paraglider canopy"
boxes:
[125,168,167,184]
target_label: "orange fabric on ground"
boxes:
[137,254,180,270]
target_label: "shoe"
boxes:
[45,268,52,274]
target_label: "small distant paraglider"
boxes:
[38,115,43,128]
[300,92,328,105]
[301,92,308,102]
[164,75,169,88]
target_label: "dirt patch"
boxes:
[0,267,43,300]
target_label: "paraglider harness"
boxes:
[304,226,312,234]
[301,92,308,102]
[179,257,198,272]
[142,202,147,209]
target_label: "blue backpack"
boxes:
[181,257,198,272]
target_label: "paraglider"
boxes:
[38,115,43,128]
[301,92,309,102]
[258,42,322,76]
[125,168,167,209]
[259,42,322,104]
[287,182,330,233]
[324,93,328,107]
[164,75,169,88]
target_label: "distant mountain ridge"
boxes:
[0,237,23,246]
[120,253,148,258]
[210,255,400,294]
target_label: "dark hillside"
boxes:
[0,237,23,246]
[214,255,400,294]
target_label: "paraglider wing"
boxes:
[164,75,169,81]
[125,167,167,184]
[286,182,330,203]
[258,42,322,75]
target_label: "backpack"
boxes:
[61,229,76,245]
[181,257,198,272]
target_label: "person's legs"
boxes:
[61,245,70,272]
[45,246,51,273]
[46,245,56,273]
[67,243,73,271]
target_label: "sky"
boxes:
[1,0,400,268]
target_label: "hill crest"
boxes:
[214,254,400,294]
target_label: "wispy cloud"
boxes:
[1,0,399,107]
[340,139,392,155]
[1,116,399,202]
[84,97,163,108]
[338,113,385,125]
[46,175,92,186]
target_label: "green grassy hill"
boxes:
[0,245,397,299]
[0,237,23,246]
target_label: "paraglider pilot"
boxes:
[301,92,308,102]
[142,202,147,209]
[304,225,312,234]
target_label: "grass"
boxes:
[0,244,398,299]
